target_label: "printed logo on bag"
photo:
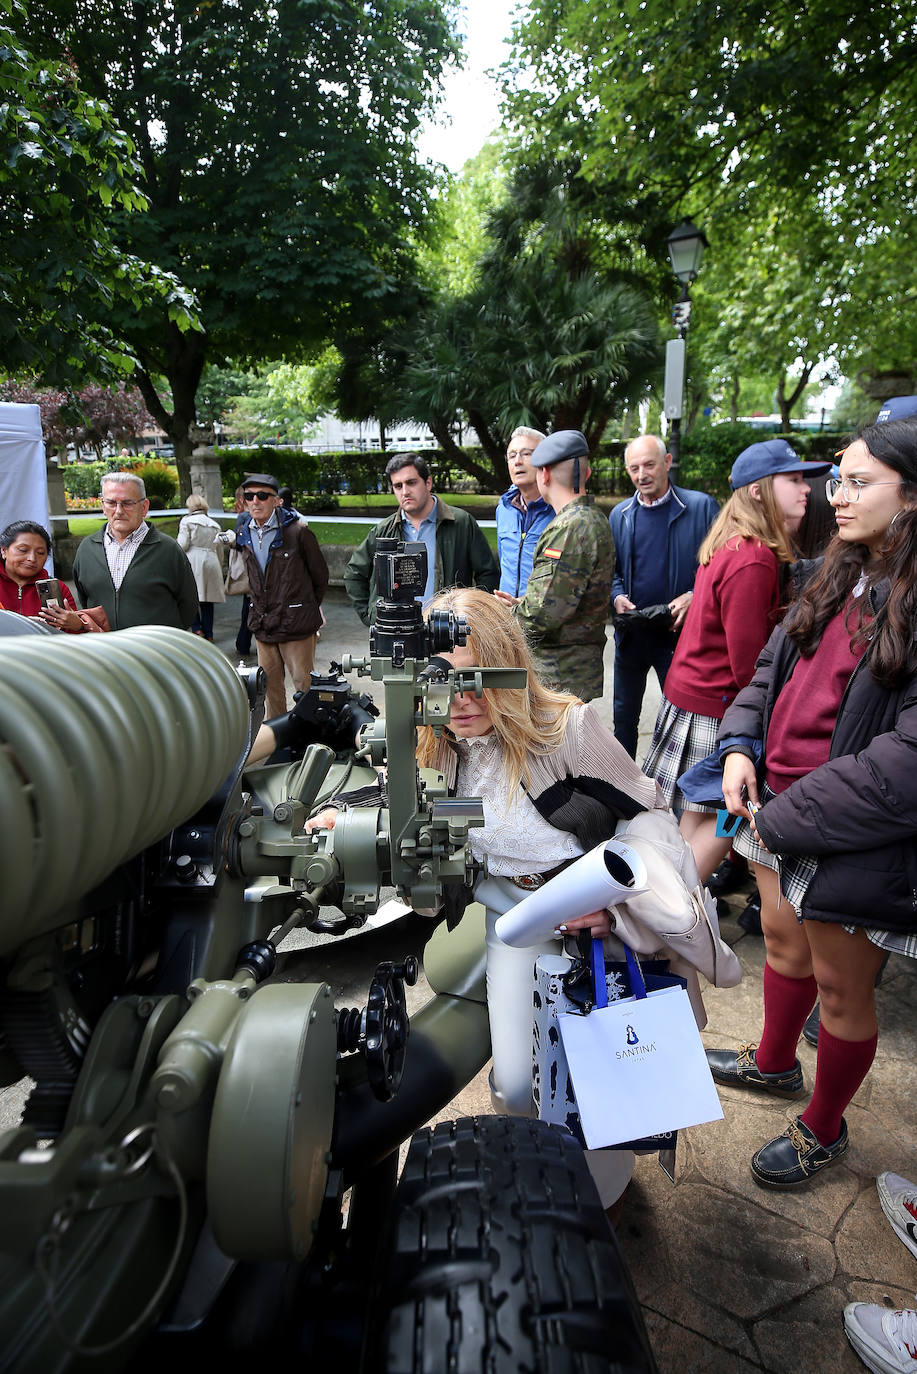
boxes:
[617,1025,657,1061]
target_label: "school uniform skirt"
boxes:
[643,696,721,817]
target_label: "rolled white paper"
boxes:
[495,838,648,948]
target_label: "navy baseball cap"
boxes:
[530,430,589,468]
[875,396,917,424]
[729,439,831,490]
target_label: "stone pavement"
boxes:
[217,589,917,1374]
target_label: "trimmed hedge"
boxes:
[62,456,179,508]
[216,443,632,497]
[680,424,849,500]
[217,447,322,498]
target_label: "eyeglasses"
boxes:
[243,490,275,501]
[101,498,142,510]
[826,476,903,503]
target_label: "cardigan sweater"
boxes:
[663,538,781,720]
[72,524,199,631]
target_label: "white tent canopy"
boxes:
[0,403,50,568]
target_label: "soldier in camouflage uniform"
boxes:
[494,429,614,702]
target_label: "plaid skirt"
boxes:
[733,782,917,958]
[642,697,720,817]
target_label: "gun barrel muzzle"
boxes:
[0,627,249,953]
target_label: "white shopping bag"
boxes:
[558,983,723,1149]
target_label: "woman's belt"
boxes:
[507,858,575,891]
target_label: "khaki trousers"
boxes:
[256,635,316,720]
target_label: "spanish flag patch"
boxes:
[544,547,562,560]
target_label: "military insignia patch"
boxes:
[544,548,562,559]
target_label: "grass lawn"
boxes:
[66,510,501,550]
[337,492,499,515]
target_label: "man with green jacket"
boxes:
[344,454,498,626]
[73,472,198,631]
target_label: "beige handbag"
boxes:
[607,810,743,990]
[224,547,249,596]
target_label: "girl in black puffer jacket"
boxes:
[708,417,917,1189]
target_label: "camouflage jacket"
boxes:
[514,496,614,701]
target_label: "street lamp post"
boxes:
[664,219,708,482]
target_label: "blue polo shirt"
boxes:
[402,497,437,605]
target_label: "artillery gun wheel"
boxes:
[371,1115,657,1374]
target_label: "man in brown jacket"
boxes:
[234,473,329,717]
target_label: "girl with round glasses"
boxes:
[710,417,917,1188]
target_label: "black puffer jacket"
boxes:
[718,577,917,932]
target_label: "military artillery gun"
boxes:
[0,543,655,1372]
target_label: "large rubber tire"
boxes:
[376,1116,657,1374]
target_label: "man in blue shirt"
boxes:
[343,454,498,625]
[495,427,554,596]
[609,434,719,756]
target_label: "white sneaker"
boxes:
[844,1303,917,1374]
[878,1173,917,1262]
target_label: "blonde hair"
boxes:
[697,476,795,565]
[415,588,580,790]
[186,493,209,514]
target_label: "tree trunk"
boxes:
[133,325,208,501]
[428,420,504,493]
[776,363,814,432]
[729,372,739,423]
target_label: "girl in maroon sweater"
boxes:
[643,441,829,880]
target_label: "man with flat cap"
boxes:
[495,429,614,702]
[231,472,329,719]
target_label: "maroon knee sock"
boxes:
[755,963,818,1074]
[800,1025,877,1146]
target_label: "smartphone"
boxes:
[35,578,63,610]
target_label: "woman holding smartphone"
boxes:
[0,522,80,625]
[710,417,917,1188]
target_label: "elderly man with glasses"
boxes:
[72,471,199,630]
[230,473,329,718]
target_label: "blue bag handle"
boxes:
[590,937,647,1006]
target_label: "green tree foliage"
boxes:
[505,0,917,420]
[330,156,663,490]
[0,0,197,382]
[28,0,457,495]
[221,363,324,446]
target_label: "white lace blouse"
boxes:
[454,732,583,876]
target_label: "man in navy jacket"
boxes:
[609,434,718,756]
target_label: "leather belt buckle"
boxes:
[510,873,546,891]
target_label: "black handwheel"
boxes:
[363,958,417,1101]
[373,1115,658,1374]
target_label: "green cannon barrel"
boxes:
[0,627,250,954]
